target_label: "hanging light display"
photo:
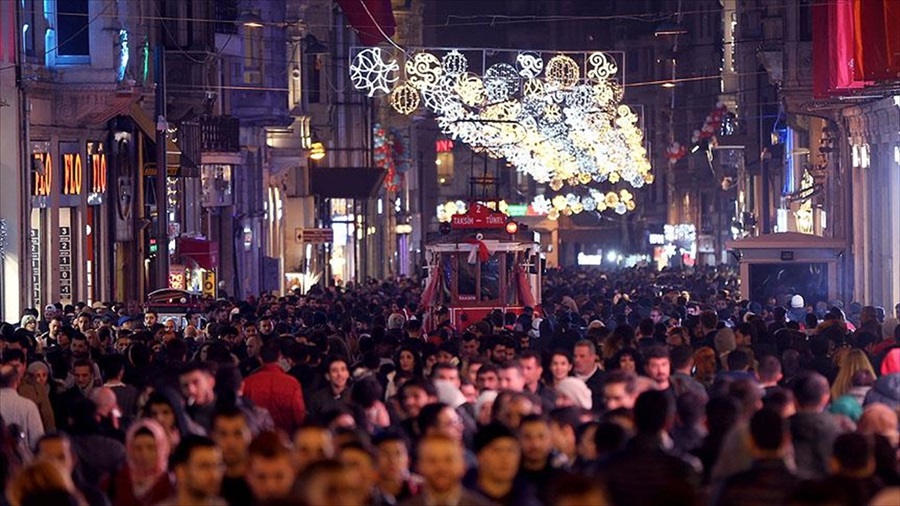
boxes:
[348,48,653,192]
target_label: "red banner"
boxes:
[854,0,900,81]
[336,0,396,46]
[814,0,864,97]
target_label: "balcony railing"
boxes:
[201,116,240,153]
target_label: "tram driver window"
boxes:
[480,256,500,302]
[458,258,477,298]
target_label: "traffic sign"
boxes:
[295,228,334,244]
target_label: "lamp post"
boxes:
[155,43,169,291]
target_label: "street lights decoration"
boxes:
[348,47,653,194]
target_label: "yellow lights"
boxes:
[436,200,513,222]
[390,83,421,115]
[396,223,413,234]
[661,82,676,88]
[545,54,580,88]
[349,47,653,194]
[309,142,326,160]
[505,219,519,235]
[535,187,637,220]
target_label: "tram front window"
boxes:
[481,257,500,302]
[458,258,477,298]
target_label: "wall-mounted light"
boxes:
[238,11,264,28]
[309,142,326,161]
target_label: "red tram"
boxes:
[420,203,542,331]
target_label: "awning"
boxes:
[335,0,396,46]
[310,166,385,198]
[176,237,219,270]
[130,103,183,169]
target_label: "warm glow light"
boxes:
[309,142,326,160]
[349,47,653,194]
[661,82,676,88]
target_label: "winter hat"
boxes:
[473,422,518,454]
[26,361,49,376]
[791,295,805,309]
[19,314,37,328]
[387,313,406,330]
[880,348,900,376]
[864,374,900,410]
[433,380,466,409]
[475,390,498,417]
[714,328,736,355]
[554,377,593,410]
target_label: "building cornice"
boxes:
[25,80,149,127]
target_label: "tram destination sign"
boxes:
[451,203,507,230]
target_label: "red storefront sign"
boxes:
[451,203,507,229]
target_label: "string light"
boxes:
[390,83,420,115]
[349,47,652,191]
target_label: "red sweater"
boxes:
[243,363,306,434]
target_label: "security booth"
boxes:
[726,232,847,305]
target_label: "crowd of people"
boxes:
[0,266,898,506]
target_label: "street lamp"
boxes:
[309,142,326,161]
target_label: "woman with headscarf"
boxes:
[107,419,174,506]
[17,361,56,432]
[140,388,204,447]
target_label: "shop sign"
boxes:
[62,152,84,195]
[88,142,107,195]
[59,226,72,302]
[295,228,334,244]
[33,152,53,197]
[169,264,186,290]
[30,229,41,308]
[435,139,454,153]
[202,270,216,297]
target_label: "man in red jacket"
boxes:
[242,340,306,434]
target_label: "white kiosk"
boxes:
[726,232,847,305]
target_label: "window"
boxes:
[56,0,90,60]
[243,21,263,84]
[307,54,321,103]
[798,0,813,42]
[21,0,36,57]
[162,0,193,49]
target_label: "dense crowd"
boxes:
[0,266,898,506]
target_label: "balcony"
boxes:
[201,116,240,153]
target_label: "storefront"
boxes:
[30,137,110,307]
